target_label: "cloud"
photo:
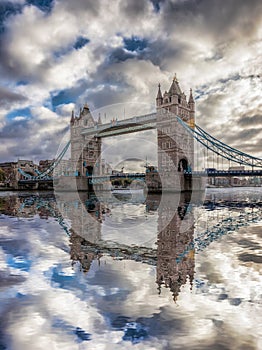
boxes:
[238,114,262,127]
[0,86,27,107]
[0,0,261,163]
[0,106,69,161]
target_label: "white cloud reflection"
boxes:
[0,189,262,349]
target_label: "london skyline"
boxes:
[0,0,261,164]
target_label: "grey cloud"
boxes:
[0,86,27,107]
[8,143,47,158]
[87,88,130,110]
[57,0,101,17]
[0,119,31,139]
[0,0,261,163]
[0,37,52,82]
[120,0,149,18]
[161,0,262,41]
[0,115,68,161]
[140,39,190,69]
[107,48,135,64]
[197,93,225,118]
[5,132,66,161]
[238,114,262,127]
[223,128,261,148]
[238,142,262,155]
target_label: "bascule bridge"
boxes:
[70,76,196,192]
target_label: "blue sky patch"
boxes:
[7,255,32,272]
[51,82,87,108]
[0,1,23,33]
[50,266,76,289]
[53,37,89,60]
[52,318,91,342]
[53,46,71,59]
[16,80,28,86]
[51,90,77,108]
[74,36,90,50]
[122,322,148,344]
[150,0,165,12]
[26,0,54,14]
[123,36,148,52]
[75,327,92,342]
[6,107,31,120]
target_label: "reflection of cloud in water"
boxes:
[0,189,261,349]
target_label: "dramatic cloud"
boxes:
[0,0,261,163]
[0,86,26,107]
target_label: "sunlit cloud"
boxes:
[0,0,261,162]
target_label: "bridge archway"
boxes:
[86,166,94,176]
[178,158,192,191]
[178,158,189,172]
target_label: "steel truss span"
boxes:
[177,117,262,168]
[18,141,71,180]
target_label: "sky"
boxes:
[0,0,261,165]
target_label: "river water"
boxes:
[0,188,261,350]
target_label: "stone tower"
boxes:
[156,75,195,127]
[70,104,102,185]
[156,192,195,301]
[156,76,195,191]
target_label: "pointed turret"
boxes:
[70,110,75,124]
[188,88,195,128]
[168,74,182,96]
[83,103,89,110]
[157,83,162,99]
[98,113,102,125]
[188,88,194,104]
[156,83,163,109]
[81,103,90,117]
[188,88,195,112]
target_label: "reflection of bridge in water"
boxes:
[3,191,261,301]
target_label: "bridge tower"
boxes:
[156,192,195,301]
[70,104,101,189]
[156,76,195,191]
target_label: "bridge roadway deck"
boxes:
[186,169,262,177]
[81,112,157,138]
[18,178,53,184]
[17,169,262,185]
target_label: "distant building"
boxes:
[145,165,161,192]
[53,159,75,177]
[0,160,38,189]
[38,159,55,176]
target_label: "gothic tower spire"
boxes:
[156,83,163,109]
[188,88,195,128]
[70,110,75,124]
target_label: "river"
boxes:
[0,187,261,349]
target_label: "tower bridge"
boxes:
[11,75,262,191]
[68,75,261,192]
[70,76,196,192]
